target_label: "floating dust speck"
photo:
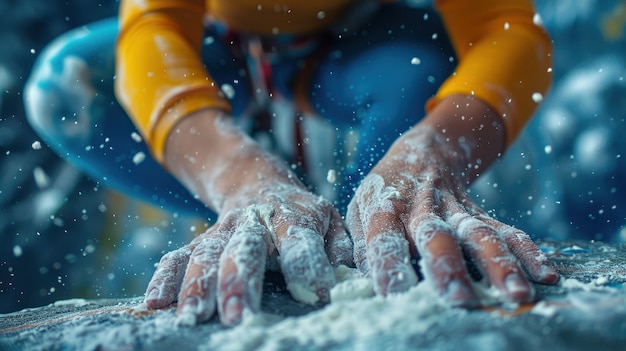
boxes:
[133,151,146,165]
[544,145,552,154]
[326,169,337,184]
[221,83,236,99]
[131,132,142,143]
[33,166,50,188]
[204,36,215,45]
[13,245,23,257]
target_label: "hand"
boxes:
[143,110,352,325]
[346,115,559,307]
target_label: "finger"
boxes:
[145,246,192,309]
[176,233,226,325]
[449,213,534,302]
[346,201,368,273]
[279,226,336,305]
[176,213,239,325]
[478,215,559,284]
[217,219,269,326]
[354,175,418,295]
[365,225,419,296]
[324,210,354,268]
[410,213,477,307]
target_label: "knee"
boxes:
[24,27,111,146]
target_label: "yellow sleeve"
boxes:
[115,0,232,163]
[427,0,553,145]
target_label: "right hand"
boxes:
[143,110,353,326]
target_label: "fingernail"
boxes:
[145,287,159,302]
[504,274,531,300]
[540,264,560,283]
[223,296,243,325]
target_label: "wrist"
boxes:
[163,108,255,211]
[421,94,505,183]
[164,109,302,212]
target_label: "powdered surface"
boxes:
[2,240,626,351]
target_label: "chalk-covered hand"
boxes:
[346,97,559,306]
[143,110,352,325]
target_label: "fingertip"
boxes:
[445,280,479,308]
[536,264,560,285]
[144,289,162,309]
[381,268,419,296]
[286,275,335,306]
[176,296,216,326]
[503,273,534,302]
[144,299,163,310]
[220,296,244,326]
[176,298,200,327]
[524,257,560,285]
[365,233,418,296]
[144,283,177,309]
[280,226,337,305]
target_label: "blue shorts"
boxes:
[24,2,456,221]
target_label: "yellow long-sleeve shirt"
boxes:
[115,0,552,163]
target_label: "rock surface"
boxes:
[2,240,625,351]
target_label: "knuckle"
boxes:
[160,247,191,265]
[366,231,409,258]
[448,213,495,241]
[409,213,451,244]
[499,226,532,242]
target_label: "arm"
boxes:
[347,0,559,304]
[150,108,351,325]
[115,1,352,325]
[115,0,231,163]
[430,0,553,145]
[348,94,559,305]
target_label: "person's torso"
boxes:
[207,0,362,35]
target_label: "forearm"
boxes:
[405,94,506,184]
[116,0,231,164]
[163,108,298,212]
[433,0,552,145]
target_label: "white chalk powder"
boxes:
[326,169,337,184]
[204,280,454,351]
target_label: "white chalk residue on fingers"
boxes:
[330,266,374,302]
[280,226,336,305]
[448,212,505,255]
[354,174,402,234]
[218,208,270,316]
[145,247,191,306]
[366,231,418,295]
[327,265,374,303]
[176,236,225,326]
[410,213,453,251]
[227,206,271,267]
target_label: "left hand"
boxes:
[346,122,559,307]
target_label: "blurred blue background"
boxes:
[0,0,624,313]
